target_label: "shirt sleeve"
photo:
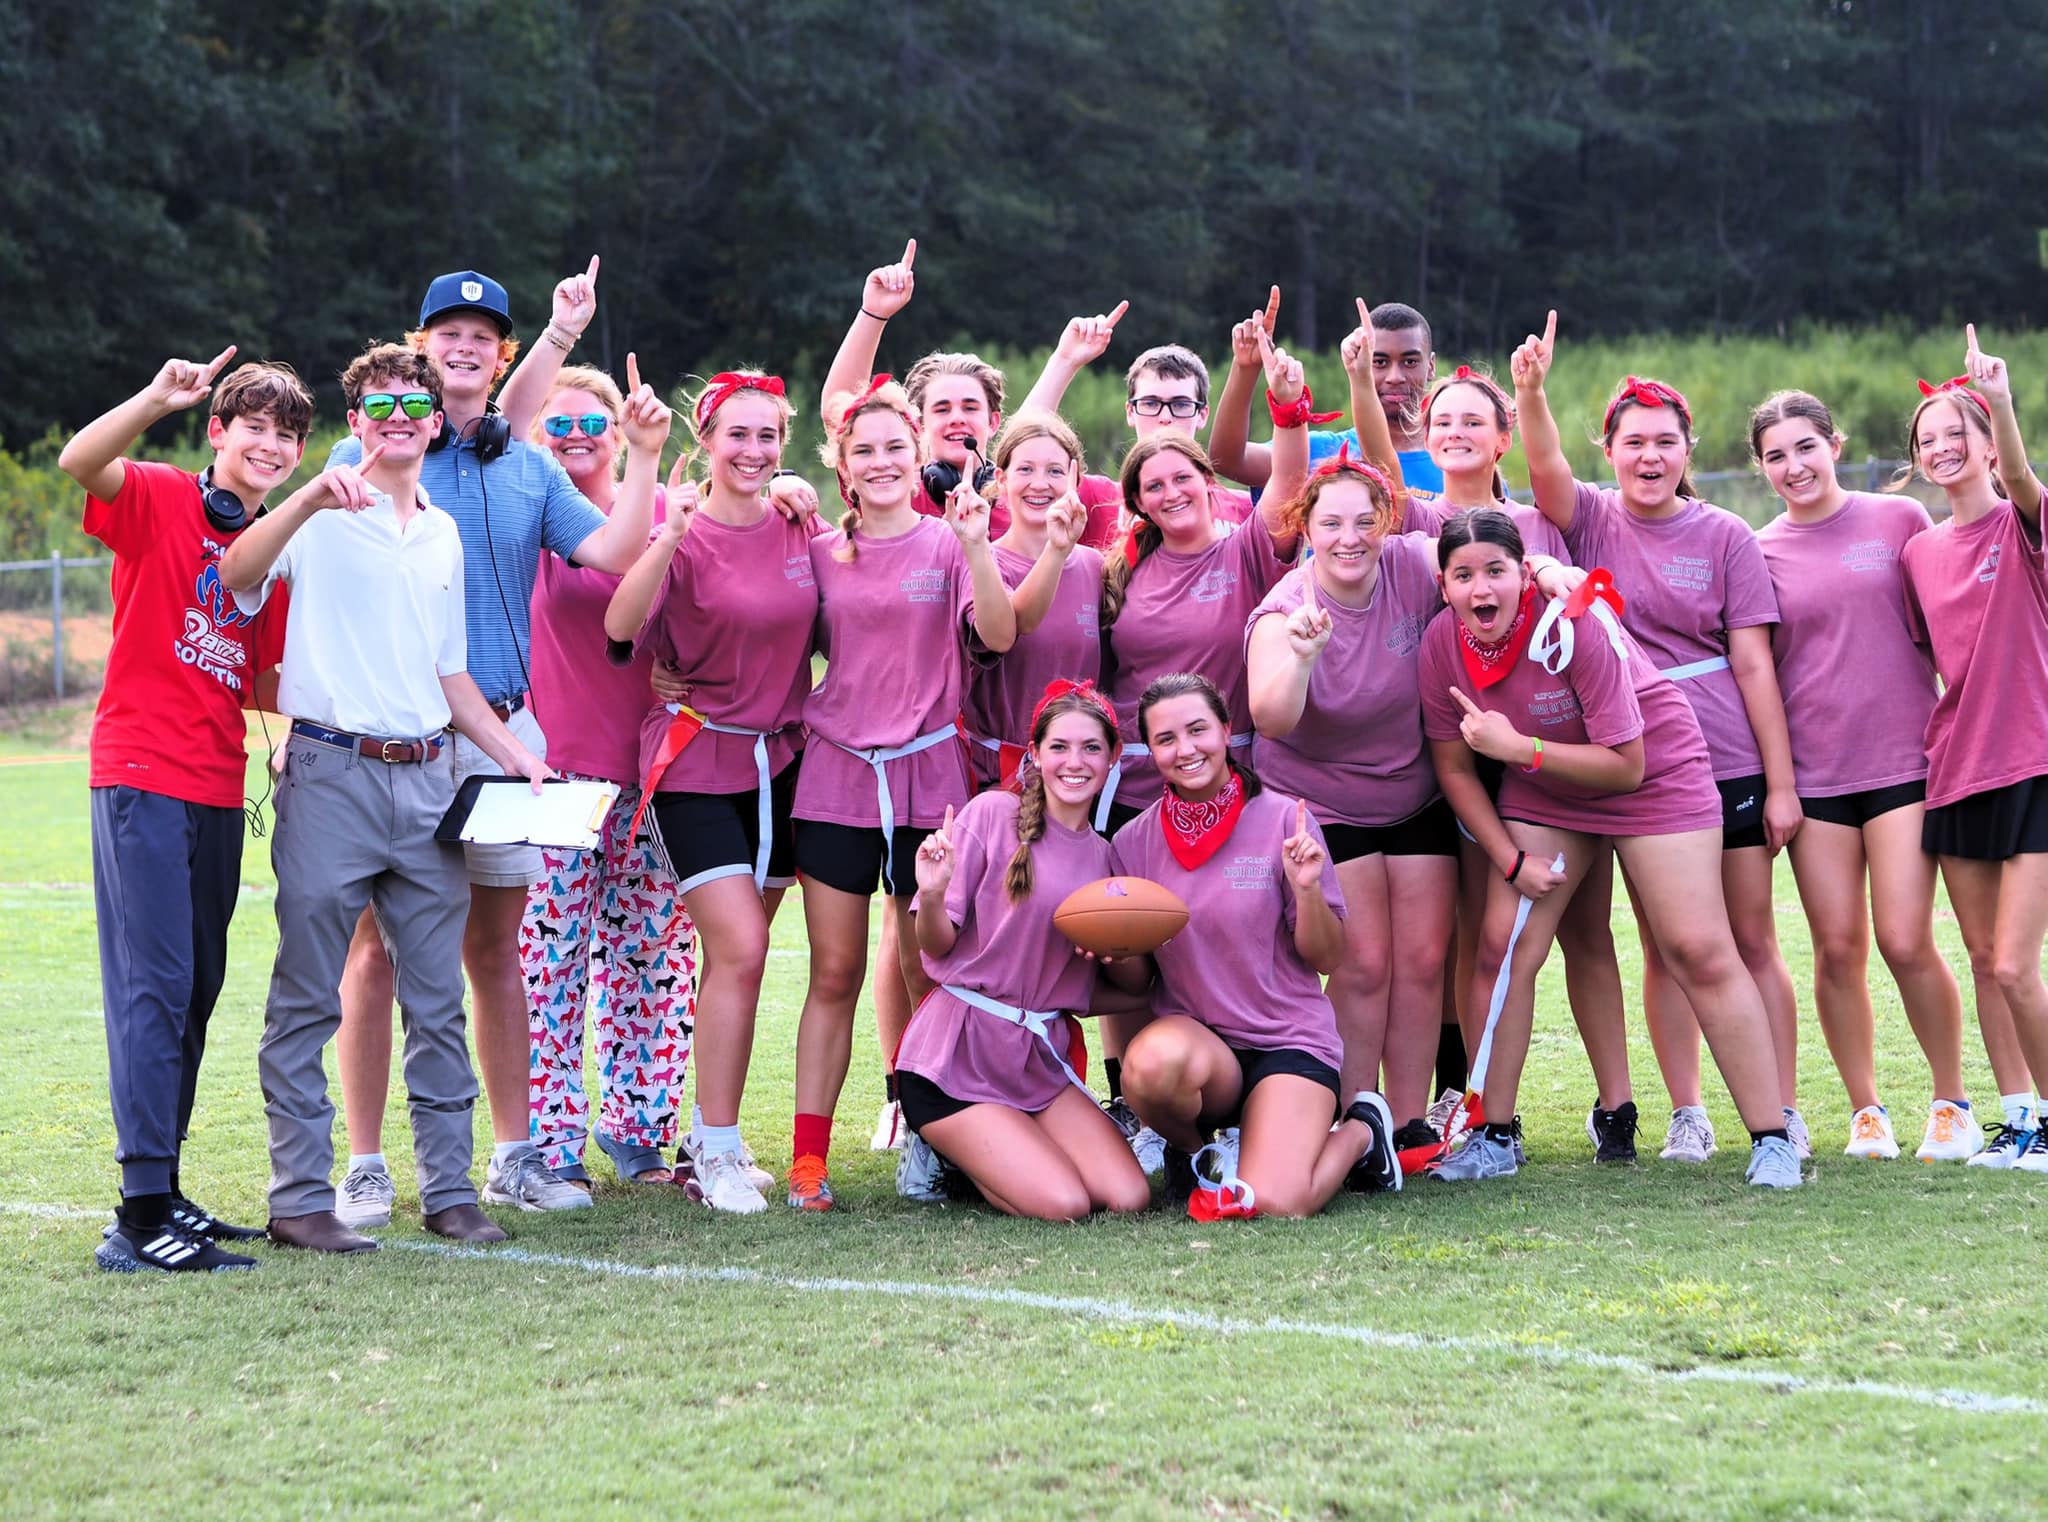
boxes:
[326,436,363,469]
[1401,493,1448,538]
[436,536,468,676]
[941,796,996,927]
[1417,617,1464,742]
[1720,521,1780,630]
[1560,480,1609,567]
[80,459,170,558]
[1234,507,1292,595]
[539,449,612,564]
[233,529,297,615]
[1574,627,1648,748]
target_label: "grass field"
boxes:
[2,708,2044,1521]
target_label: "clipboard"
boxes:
[434,776,621,850]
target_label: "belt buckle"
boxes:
[379,739,409,763]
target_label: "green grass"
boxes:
[1,715,2044,1520]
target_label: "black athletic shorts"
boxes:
[1717,773,1767,851]
[1323,797,1460,863]
[1923,775,2048,862]
[650,759,798,894]
[897,1069,973,1130]
[1204,1044,1341,1129]
[1101,799,1147,838]
[794,817,936,898]
[1799,779,1926,830]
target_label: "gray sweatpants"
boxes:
[258,734,477,1217]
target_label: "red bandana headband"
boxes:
[1916,376,1991,417]
[1310,440,1393,496]
[1431,365,1518,429]
[1031,677,1117,734]
[1602,376,1691,433]
[835,372,920,438]
[695,372,786,430]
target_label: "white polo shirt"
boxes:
[237,486,467,737]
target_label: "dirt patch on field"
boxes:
[0,612,110,715]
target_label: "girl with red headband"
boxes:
[1386,343,1641,1163]
[781,377,1060,1210]
[1112,672,1402,1218]
[961,413,1101,790]
[1899,328,2048,1172]
[1514,312,1804,1168]
[1749,388,1978,1164]
[896,682,1151,1218]
[523,361,697,1192]
[1420,510,1801,1186]
[604,368,820,1213]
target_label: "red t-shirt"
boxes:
[83,460,286,808]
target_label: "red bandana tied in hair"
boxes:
[1457,583,1539,690]
[1031,677,1117,732]
[1602,376,1692,434]
[835,372,920,437]
[1162,768,1246,871]
[1310,440,1393,496]
[1916,376,1992,417]
[695,372,786,429]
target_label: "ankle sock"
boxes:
[2000,1092,2036,1130]
[690,1105,706,1147]
[348,1153,388,1174]
[1749,1127,1789,1146]
[492,1140,529,1165]
[1482,1122,1515,1142]
[793,1112,832,1164]
[699,1123,742,1160]
[1104,1058,1123,1103]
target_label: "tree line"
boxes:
[6,0,2046,451]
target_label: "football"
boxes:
[1052,876,1189,959]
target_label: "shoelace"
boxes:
[1853,1110,1889,1143]
[1671,1111,1712,1151]
[788,1155,830,1196]
[1929,1106,1959,1143]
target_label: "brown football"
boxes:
[1052,876,1190,959]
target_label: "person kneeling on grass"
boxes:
[221,343,552,1253]
[1108,673,1401,1219]
[895,682,1152,1220]
[1419,508,1800,1187]
[62,347,308,1273]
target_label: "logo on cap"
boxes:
[460,280,483,302]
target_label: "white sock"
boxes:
[348,1153,387,1174]
[492,1140,530,1164]
[691,1104,706,1147]
[2000,1092,2035,1130]
[699,1123,742,1160]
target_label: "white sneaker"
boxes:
[1745,1135,1803,1188]
[696,1150,769,1214]
[681,1131,774,1194]
[1915,1100,1984,1163]
[2013,1127,2048,1174]
[1425,1087,1463,1139]
[1129,1126,1168,1176]
[1783,1107,1812,1161]
[483,1145,595,1212]
[335,1164,395,1229]
[1659,1105,1716,1163]
[1843,1105,1900,1160]
[1967,1122,2035,1169]
[870,1099,906,1151]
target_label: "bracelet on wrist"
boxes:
[542,322,575,352]
[1264,383,1344,431]
[1523,736,1544,773]
[861,307,888,323]
[1505,850,1527,884]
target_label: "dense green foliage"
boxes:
[6,0,2048,456]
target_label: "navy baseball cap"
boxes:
[419,270,514,334]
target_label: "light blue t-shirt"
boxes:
[327,432,606,704]
[1307,429,1444,495]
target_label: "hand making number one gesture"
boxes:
[148,345,238,413]
[1055,300,1131,370]
[863,239,918,321]
[1510,309,1557,394]
[551,255,600,343]
[1282,798,1327,893]
[1964,322,2010,405]
[1284,557,1334,662]
[914,804,957,896]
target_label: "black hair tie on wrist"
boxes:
[1505,851,1527,884]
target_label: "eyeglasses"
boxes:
[543,413,611,438]
[358,391,437,421]
[1130,396,1203,419]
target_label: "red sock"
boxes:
[793,1112,833,1164]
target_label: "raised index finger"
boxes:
[1262,285,1281,333]
[901,237,917,269]
[626,352,642,394]
[585,254,600,283]
[1449,686,1482,716]
[1541,309,1557,348]
[1296,798,1308,835]
[941,803,954,834]
[1965,322,1982,361]
[1106,299,1130,328]
[204,344,238,381]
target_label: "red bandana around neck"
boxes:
[1162,769,1247,871]
[1457,583,1538,690]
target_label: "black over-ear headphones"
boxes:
[196,467,252,533]
[920,438,997,507]
[429,404,510,465]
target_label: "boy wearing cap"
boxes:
[59,346,309,1273]
[324,272,654,1221]
[223,342,552,1252]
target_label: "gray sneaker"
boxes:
[896,1134,949,1202]
[335,1164,395,1229]
[681,1131,773,1194]
[1745,1134,1804,1189]
[1660,1105,1717,1163]
[1431,1130,1519,1182]
[697,1149,770,1214]
[484,1145,595,1212]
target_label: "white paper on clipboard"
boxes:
[446,778,620,849]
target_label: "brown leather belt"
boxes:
[292,720,446,765]
[489,693,528,724]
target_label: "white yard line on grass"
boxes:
[391,1239,2047,1418]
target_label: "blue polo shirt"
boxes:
[328,432,605,704]
[1307,428,1444,494]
